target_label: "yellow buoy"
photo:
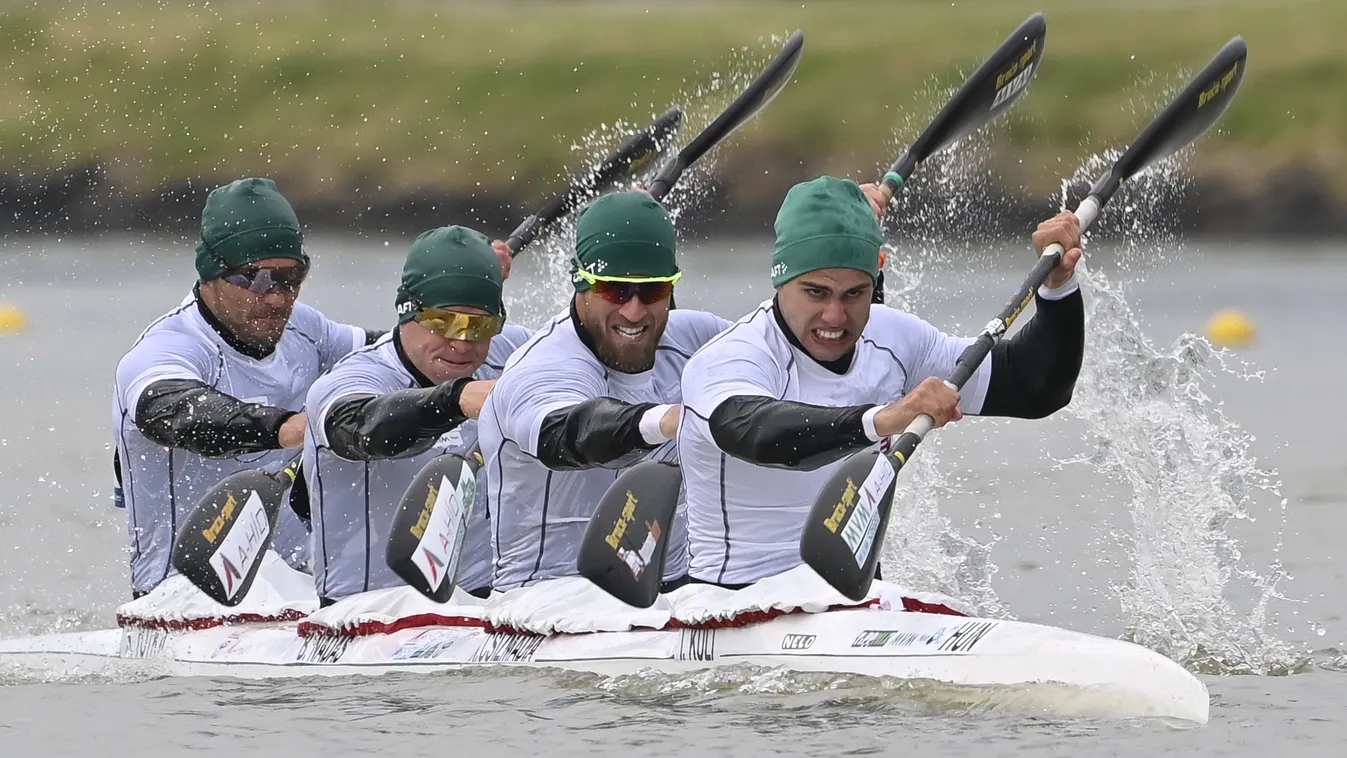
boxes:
[1205,308,1254,347]
[0,302,27,335]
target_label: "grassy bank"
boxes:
[0,0,1343,211]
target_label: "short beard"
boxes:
[593,337,657,374]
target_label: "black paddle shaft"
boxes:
[646,31,804,202]
[504,106,683,254]
[873,13,1047,304]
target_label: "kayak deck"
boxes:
[0,608,1210,724]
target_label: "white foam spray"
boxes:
[1056,147,1302,674]
[505,34,797,326]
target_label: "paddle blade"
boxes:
[901,13,1046,173]
[799,450,901,601]
[577,460,683,609]
[506,105,684,254]
[171,463,294,607]
[385,450,480,603]
[1091,36,1247,204]
[648,30,804,200]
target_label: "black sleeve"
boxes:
[323,378,471,461]
[364,329,388,346]
[535,397,661,470]
[708,397,876,471]
[980,288,1085,419]
[135,379,295,458]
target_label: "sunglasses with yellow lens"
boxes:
[414,309,504,341]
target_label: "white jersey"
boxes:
[304,325,532,602]
[480,307,730,590]
[113,290,365,595]
[679,299,992,585]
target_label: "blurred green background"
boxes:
[0,0,1339,234]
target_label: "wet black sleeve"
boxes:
[364,329,388,346]
[535,398,660,470]
[323,378,471,461]
[980,288,1085,419]
[708,398,875,471]
[135,379,295,458]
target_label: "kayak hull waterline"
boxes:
[0,607,1209,724]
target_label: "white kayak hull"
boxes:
[0,608,1209,724]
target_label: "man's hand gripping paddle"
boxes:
[802,36,1249,601]
[170,111,685,607]
[576,33,806,610]
[872,13,1046,304]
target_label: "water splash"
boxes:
[505,36,793,326]
[1055,149,1304,675]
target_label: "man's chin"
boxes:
[600,341,657,373]
[240,326,286,347]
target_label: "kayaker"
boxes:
[304,225,530,605]
[112,178,382,599]
[478,190,730,593]
[678,175,1085,587]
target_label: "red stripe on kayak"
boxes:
[899,597,968,617]
[297,613,487,638]
[116,609,308,631]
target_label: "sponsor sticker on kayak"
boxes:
[780,634,816,651]
[851,620,999,653]
[296,634,352,664]
[678,628,715,662]
[470,633,544,663]
[392,628,477,661]
[119,626,168,659]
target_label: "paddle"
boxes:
[571,33,806,609]
[170,454,303,606]
[384,442,484,602]
[169,112,685,605]
[800,36,1249,602]
[645,30,804,203]
[575,459,684,608]
[506,105,684,254]
[872,12,1047,304]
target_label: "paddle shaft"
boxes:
[868,14,1047,305]
[503,106,683,255]
[887,194,1102,461]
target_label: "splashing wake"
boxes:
[871,69,1304,675]
[1055,149,1303,675]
